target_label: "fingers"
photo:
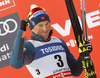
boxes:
[26,19,31,26]
[84,39,93,53]
[20,19,30,31]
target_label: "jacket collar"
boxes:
[31,30,53,42]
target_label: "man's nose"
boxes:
[43,26,48,31]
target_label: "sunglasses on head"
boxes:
[28,7,46,18]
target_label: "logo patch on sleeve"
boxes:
[23,47,26,52]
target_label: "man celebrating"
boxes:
[10,4,92,78]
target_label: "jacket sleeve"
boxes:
[59,38,83,76]
[10,29,35,69]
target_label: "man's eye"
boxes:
[46,22,49,25]
[39,25,43,27]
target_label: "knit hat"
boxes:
[28,4,50,30]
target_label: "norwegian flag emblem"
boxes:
[41,16,45,20]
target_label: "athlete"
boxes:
[10,4,92,78]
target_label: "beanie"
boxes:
[28,4,50,30]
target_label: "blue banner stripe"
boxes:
[34,43,65,60]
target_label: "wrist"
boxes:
[21,31,26,38]
[20,26,26,31]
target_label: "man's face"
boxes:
[31,20,51,39]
